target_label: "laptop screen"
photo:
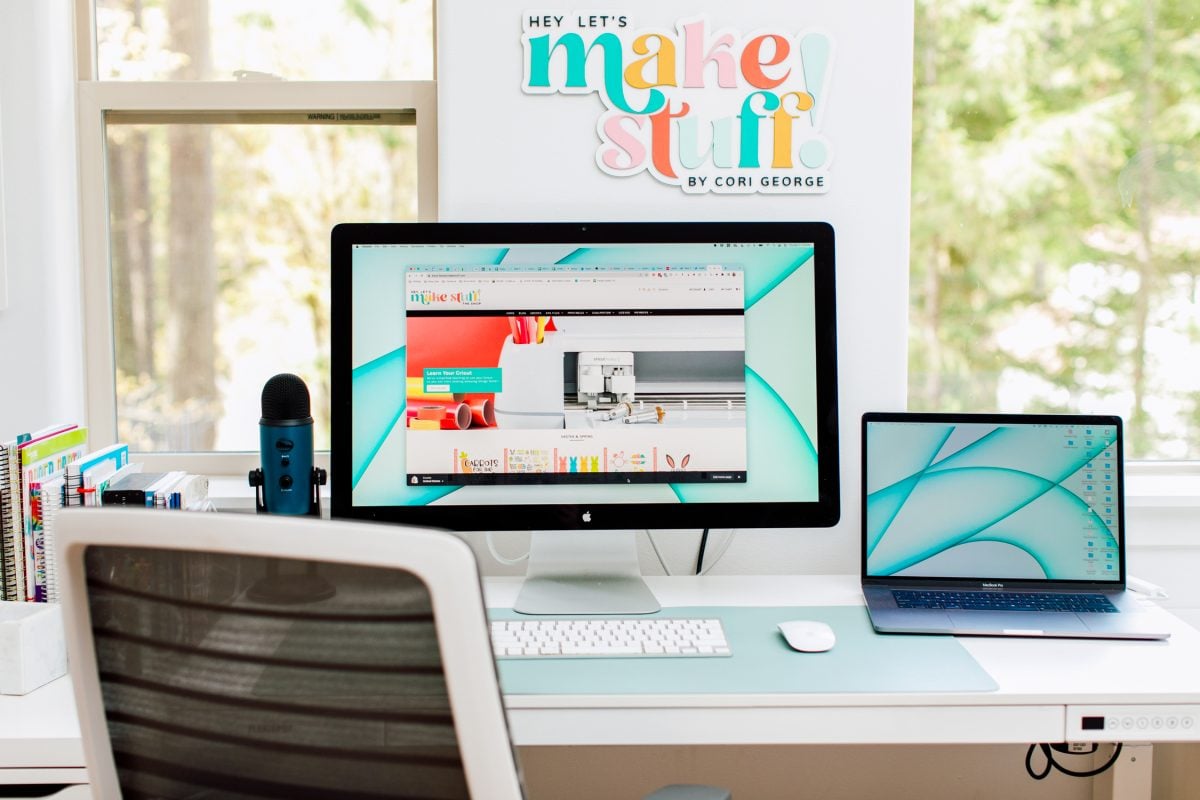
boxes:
[863,415,1123,584]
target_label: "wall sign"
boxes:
[521,11,834,195]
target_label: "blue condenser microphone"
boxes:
[249,373,325,515]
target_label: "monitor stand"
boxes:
[512,530,661,615]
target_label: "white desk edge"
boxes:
[3,574,1198,773]
[486,575,1200,747]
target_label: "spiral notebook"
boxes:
[0,440,14,600]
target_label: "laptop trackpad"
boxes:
[948,611,1082,634]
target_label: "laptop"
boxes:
[861,412,1170,640]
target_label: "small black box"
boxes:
[101,472,165,506]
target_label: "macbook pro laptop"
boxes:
[861,412,1170,640]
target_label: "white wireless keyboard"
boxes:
[491,617,732,659]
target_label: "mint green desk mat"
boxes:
[491,606,998,695]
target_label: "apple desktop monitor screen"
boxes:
[331,221,839,613]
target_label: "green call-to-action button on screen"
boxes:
[424,367,503,394]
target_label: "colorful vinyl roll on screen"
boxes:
[405,402,472,430]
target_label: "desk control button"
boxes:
[1074,706,1200,740]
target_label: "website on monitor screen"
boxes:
[403,264,748,487]
[343,232,829,517]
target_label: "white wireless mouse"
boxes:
[778,620,836,652]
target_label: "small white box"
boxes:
[0,601,68,695]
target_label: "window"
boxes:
[104,111,417,452]
[78,1,436,469]
[909,0,1200,461]
[0,95,7,311]
[94,0,432,81]
[81,1,1200,473]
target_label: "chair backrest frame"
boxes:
[57,507,525,799]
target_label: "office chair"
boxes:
[57,509,730,800]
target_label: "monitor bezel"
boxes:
[860,410,1127,589]
[331,220,840,531]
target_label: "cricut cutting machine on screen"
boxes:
[496,312,746,436]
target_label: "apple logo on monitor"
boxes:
[582,511,592,523]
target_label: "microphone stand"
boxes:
[246,467,336,604]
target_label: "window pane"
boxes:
[106,112,418,451]
[909,0,1200,459]
[95,0,433,81]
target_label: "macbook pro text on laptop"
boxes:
[861,412,1170,640]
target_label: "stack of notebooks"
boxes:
[0,423,211,604]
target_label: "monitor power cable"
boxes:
[649,529,735,577]
[1024,742,1124,781]
[694,528,710,575]
[696,529,736,575]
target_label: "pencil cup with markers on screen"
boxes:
[493,324,565,429]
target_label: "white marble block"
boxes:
[0,601,67,694]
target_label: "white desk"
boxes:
[5,575,1199,799]
[489,575,1200,800]
[0,674,87,795]
[485,576,1200,750]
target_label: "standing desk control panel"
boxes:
[1068,705,1200,741]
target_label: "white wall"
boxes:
[438,0,914,576]
[0,0,85,442]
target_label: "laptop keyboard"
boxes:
[893,590,1119,613]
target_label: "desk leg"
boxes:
[1092,743,1152,800]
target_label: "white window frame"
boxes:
[71,3,1199,513]
[74,0,438,475]
[0,93,7,310]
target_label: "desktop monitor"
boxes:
[331,221,839,613]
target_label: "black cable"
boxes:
[1025,744,1053,780]
[1052,743,1124,778]
[1024,742,1124,780]
[694,528,710,575]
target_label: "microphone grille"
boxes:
[261,373,311,420]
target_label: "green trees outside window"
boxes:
[910,0,1200,459]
